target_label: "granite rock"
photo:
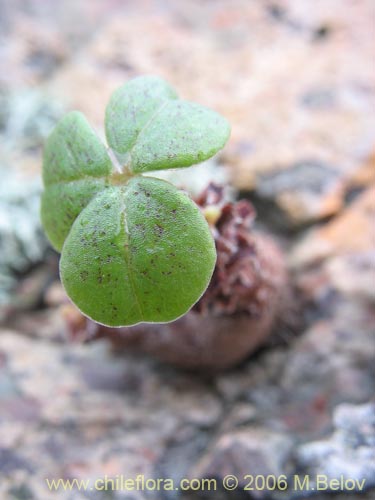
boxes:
[190,427,294,498]
[296,402,375,494]
[0,2,374,499]
[0,171,47,312]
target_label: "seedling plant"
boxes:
[41,76,230,327]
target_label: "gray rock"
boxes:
[0,88,63,154]
[190,427,294,498]
[0,87,63,313]
[296,402,375,493]
[0,171,48,310]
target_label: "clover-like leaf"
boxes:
[60,177,216,326]
[105,76,178,163]
[41,76,230,326]
[41,111,112,251]
[105,75,230,173]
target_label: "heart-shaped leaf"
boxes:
[41,111,112,250]
[60,177,216,326]
[41,178,108,252]
[105,76,178,163]
[105,76,230,173]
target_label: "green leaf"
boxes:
[41,111,112,250]
[60,177,216,327]
[105,76,230,173]
[41,179,108,252]
[105,76,178,163]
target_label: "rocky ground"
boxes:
[0,1,374,499]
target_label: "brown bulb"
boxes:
[67,184,288,371]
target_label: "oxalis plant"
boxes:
[41,76,230,327]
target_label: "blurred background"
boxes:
[0,1,374,499]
